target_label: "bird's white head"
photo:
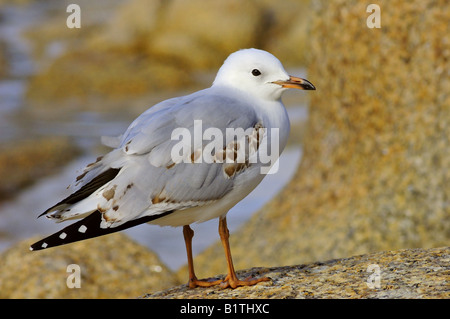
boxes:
[213,48,315,101]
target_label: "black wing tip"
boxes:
[30,211,103,251]
[30,210,175,252]
[30,239,51,251]
[29,240,50,251]
[30,229,76,251]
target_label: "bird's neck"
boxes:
[259,99,291,153]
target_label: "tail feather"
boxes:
[30,210,174,251]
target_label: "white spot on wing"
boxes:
[59,232,67,239]
[78,225,87,233]
[41,242,48,249]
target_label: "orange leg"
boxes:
[182,219,269,289]
[217,216,270,289]
[183,225,222,288]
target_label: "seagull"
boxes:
[30,48,315,289]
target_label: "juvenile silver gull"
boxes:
[30,48,315,289]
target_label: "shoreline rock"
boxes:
[144,246,449,299]
[0,233,180,298]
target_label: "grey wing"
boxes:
[98,92,263,226]
[46,91,264,229]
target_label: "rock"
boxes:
[0,137,81,201]
[0,233,180,298]
[144,246,449,299]
[146,0,262,70]
[0,41,7,79]
[150,0,312,69]
[23,0,312,108]
[26,48,192,108]
[182,0,450,280]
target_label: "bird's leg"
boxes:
[182,225,222,288]
[217,216,270,289]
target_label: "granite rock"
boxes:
[145,246,449,299]
[0,233,180,298]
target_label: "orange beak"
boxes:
[272,75,316,90]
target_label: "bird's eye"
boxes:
[251,69,261,76]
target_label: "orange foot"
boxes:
[188,277,223,288]
[188,275,270,289]
[219,274,270,289]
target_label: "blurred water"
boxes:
[0,4,39,141]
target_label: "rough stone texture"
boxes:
[0,233,180,298]
[181,0,450,280]
[145,247,449,299]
